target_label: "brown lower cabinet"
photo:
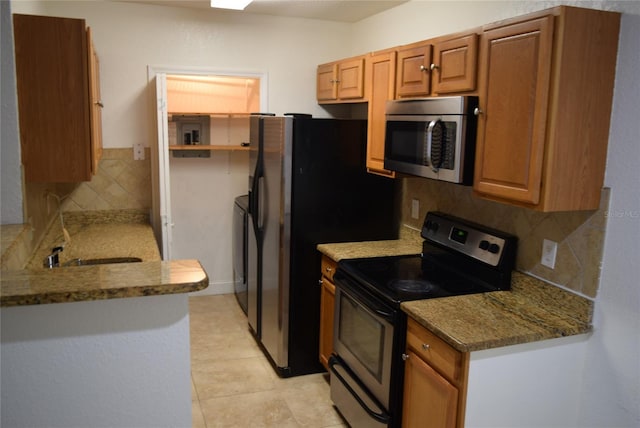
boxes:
[402,317,469,428]
[318,255,337,370]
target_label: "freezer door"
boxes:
[260,116,292,371]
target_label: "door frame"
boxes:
[147,65,268,259]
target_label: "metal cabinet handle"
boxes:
[422,343,430,351]
[419,65,428,72]
[402,353,410,361]
[430,63,439,71]
[474,107,483,116]
[325,266,333,273]
[318,279,323,286]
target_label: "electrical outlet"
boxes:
[411,199,420,219]
[133,143,145,160]
[541,239,558,269]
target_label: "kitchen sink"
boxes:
[64,257,143,267]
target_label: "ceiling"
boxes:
[118,0,409,23]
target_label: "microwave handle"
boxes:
[426,119,439,173]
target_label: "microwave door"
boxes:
[384,116,442,180]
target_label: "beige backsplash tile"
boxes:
[62,148,152,212]
[402,177,609,298]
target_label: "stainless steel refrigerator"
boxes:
[247,114,398,377]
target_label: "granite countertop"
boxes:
[317,227,424,261]
[1,259,208,307]
[317,232,593,353]
[1,210,208,307]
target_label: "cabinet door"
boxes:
[432,34,478,94]
[337,58,365,100]
[318,276,335,370]
[365,51,396,177]
[316,63,338,101]
[318,256,337,370]
[402,350,459,428]
[473,16,554,205]
[396,44,432,97]
[13,14,94,182]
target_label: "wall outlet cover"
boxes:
[541,239,557,269]
[134,143,145,160]
[411,199,420,219]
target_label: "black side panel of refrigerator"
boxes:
[287,118,399,376]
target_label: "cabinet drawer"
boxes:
[321,256,338,282]
[406,318,466,385]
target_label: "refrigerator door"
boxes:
[247,116,263,338]
[260,116,292,371]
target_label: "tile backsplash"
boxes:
[61,148,152,212]
[15,148,153,270]
[402,177,609,298]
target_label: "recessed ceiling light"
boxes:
[210,0,253,10]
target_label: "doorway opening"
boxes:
[151,67,266,295]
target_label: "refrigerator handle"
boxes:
[258,176,265,229]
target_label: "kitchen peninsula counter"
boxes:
[1,210,208,307]
[317,233,593,353]
[1,210,204,427]
[1,259,208,307]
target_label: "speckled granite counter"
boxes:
[401,271,593,352]
[1,210,208,307]
[317,227,423,261]
[317,232,593,353]
[1,259,208,307]
[25,210,162,269]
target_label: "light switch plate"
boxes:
[411,199,420,219]
[133,143,145,160]
[541,239,557,269]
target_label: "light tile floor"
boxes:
[190,294,347,428]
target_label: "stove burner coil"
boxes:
[388,279,434,294]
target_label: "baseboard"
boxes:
[188,280,234,297]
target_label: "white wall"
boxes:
[10,0,357,153]
[353,1,640,426]
[581,11,640,427]
[1,1,23,224]
[1,294,192,428]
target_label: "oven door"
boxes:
[332,271,396,412]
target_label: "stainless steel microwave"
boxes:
[384,96,478,184]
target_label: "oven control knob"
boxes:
[479,240,490,250]
[489,243,501,254]
[425,220,439,233]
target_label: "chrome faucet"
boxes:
[43,246,64,268]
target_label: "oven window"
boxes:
[386,120,457,169]
[338,292,386,382]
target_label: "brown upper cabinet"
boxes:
[13,14,103,183]
[365,50,396,177]
[396,33,478,98]
[317,56,366,103]
[473,6,620,211]
[396,42,432,97]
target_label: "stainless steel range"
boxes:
[329,211,517,427]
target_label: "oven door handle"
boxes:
[329,355,391,425]
[334,271,397,324]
